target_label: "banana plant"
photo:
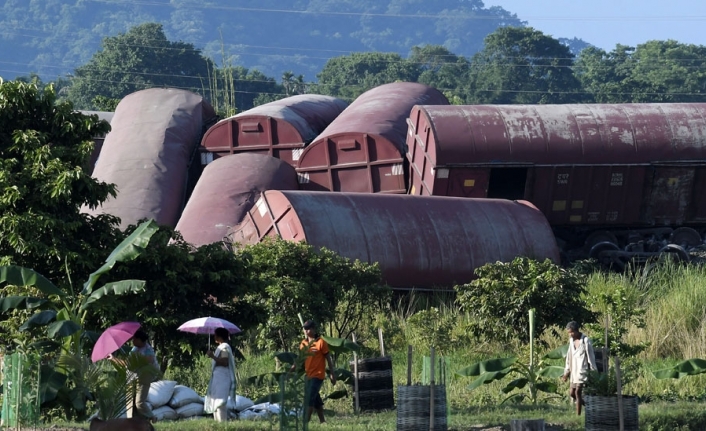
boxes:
[0,219,159,357]
[653,358,706,380]
[456,309,567,405]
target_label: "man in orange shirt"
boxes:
[294,320,336,423]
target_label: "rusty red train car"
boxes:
[229,190,560,289]
[200,94,348,167]
[296,82,449,193]
[82,88,217,230]
[406,103,706,264]
[175,153,299,247]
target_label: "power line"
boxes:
[83,0,706,22]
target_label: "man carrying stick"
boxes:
[291,320,336,423]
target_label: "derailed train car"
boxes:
[83,88,217,229]
[295,82,449,194]
[229,190,560,290]
[200,94,348,167]
[406,103,706,265]
[175,153,299,247]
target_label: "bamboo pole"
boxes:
[378,328,386,357]
[407,345,413,386]
[352,333,360,414]
[615,356,625,431]
[429,346,436,431]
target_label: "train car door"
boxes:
[486,167,528,201]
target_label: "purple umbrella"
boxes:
[177,317,241,346]
[91,321,141,363]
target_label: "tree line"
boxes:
[12,22,706,115]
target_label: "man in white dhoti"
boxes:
[561,321,597,416]
[204,327,237,421]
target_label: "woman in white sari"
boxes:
[204,327,237,421]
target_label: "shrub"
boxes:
[454,257,595,344]
[237,238,388,352]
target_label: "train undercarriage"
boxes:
[557,226,706,270]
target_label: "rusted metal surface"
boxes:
[82,88,217,230]
[230,190,560,289]
[296,82,449,193]
[407,103,706,228]
[79,111,115,174]
[200,94,348,167]
[175,153,299,247]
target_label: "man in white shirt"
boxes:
[561,321,597,416]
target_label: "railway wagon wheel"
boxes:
[658,244,690,263]
[589,241,625,272]
[584,230,619,253]
[670,227,702,249]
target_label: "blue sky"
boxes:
[483,0,706,50]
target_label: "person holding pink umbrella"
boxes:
[204,327,237,422]
[107,329,159,423]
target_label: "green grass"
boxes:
[50,402,706,430]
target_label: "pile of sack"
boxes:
[89,380,288,422]
[147,380,259,421]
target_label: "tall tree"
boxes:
[576,41,706,103]
[315,52,421,100]
[467,27,584,104]
[0,80,119,283]
[410,44,470,104]
[66,23,212,109]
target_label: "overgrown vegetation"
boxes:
[454,257,595,344]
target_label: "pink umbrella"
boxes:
[91,321,141,363]
[177,317,241,346]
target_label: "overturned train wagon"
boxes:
[406,103,706,265]
[175,153,299,247]
[83,88,217,230]
[200,94,348,167]
[229,190,560,290]
[296,82,449,194]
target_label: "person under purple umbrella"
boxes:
[108,329,160,423]
[204,327,237,422]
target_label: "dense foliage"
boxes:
[96,225,256,370]
[237,238,387,351]
[0,80,119,285]
[454,257,596,344]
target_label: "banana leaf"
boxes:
[502,377,528,393]
[0,266,65,297]
[82,219,158,295]
[538,365,565,378]
[653,358,706,379]
[457,357,517,377]
[544,344,569,360]
[47,320,81,338]
[467,369,513,390]
[0,295,47,312]
[274,352,297,365]
[39,365,67,404]
[535,381,558,393]
[19,309,57,331]
[321,335,360,354]
[80,280,146,310]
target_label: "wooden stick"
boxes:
[615,356,624,431]
[429,346,436,431]
[378,327,386,357]
[352,333,360,414]
[407,345,413,386]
